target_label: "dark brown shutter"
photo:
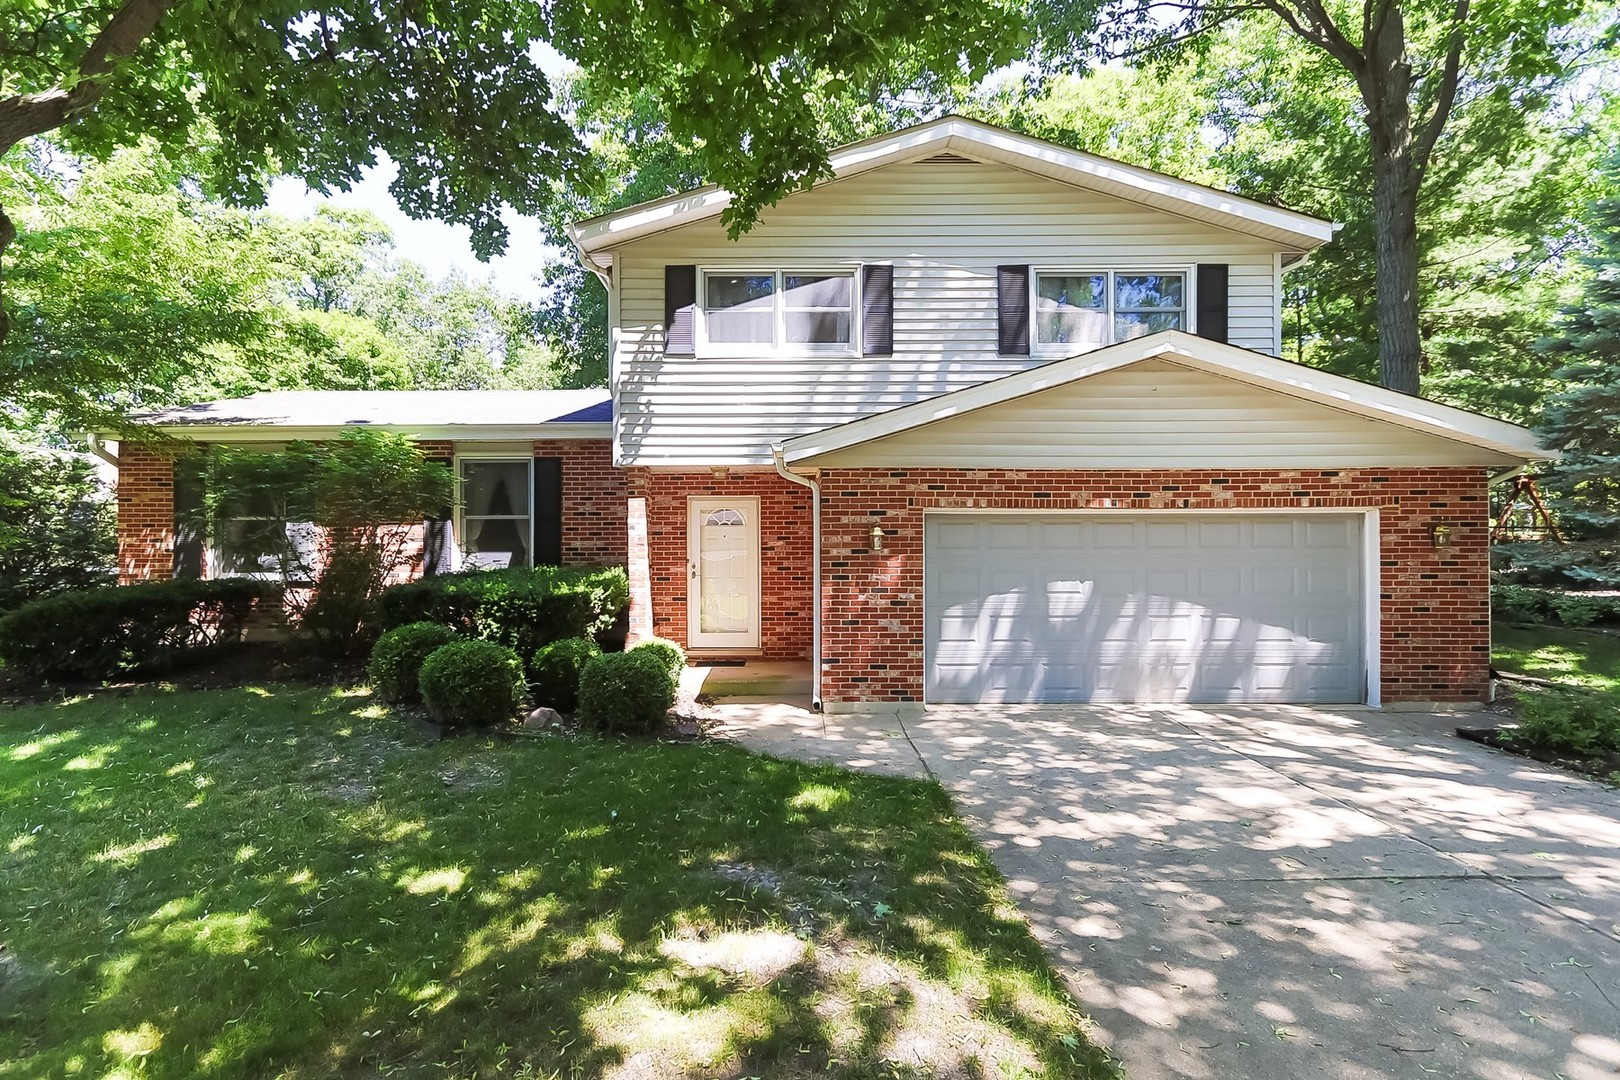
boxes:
[1195,264,1229,343]
[423,509,455,575]
[664,265,697,355]
[172,457,205,580]
[997,265,1030,356]
[861,263,894,356]
[533,458,563,567]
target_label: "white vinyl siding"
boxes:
[610,160,1288,467]
[801,360,1526,469]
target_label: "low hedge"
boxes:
[377,566,629,661]
[368,622,459,704]
[576,648,676,735]
[417,640,527,729]
[0,578,277,683]
[1492,584,1620,628]
[530,636,601,713]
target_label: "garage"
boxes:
[924,513,1366,704]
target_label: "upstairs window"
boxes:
[701,270,856,353]
[1034,270,1187,354]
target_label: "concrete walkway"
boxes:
[713,702,1620,1080]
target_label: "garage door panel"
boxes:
[1092,521,1139,549]
[925,514,1364,704]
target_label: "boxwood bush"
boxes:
[417,639,527,729]
[576,649,676,735]
[377,566,629,661]
[0,578,276,683]
[629,636,685,688]
[530,636,601,713]
[367,622,459,704]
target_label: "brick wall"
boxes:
[627,468,813,658]
[533,438,627,566]
[117,443,178,583]
[817,467,1490,706]
[115,438,625,583]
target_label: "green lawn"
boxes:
[1493,621,1620,694]
[0,684,1115,1080]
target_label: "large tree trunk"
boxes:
[1369,143,1422,395]
[0,203,13,346]
[1357,6,1425,397]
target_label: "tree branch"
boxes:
[1413,0,1469,174]
[0,0,175,156]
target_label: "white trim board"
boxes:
[781,330,1550,466]
[134,423,612,444]
[568,116,1336,257]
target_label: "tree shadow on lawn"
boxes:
[0,684,1117,1080]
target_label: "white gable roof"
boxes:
[568,116,1337,259]
[780,331,1549,467]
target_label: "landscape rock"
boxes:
[524,706,563,730]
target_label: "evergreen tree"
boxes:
[1531,157,1620,587]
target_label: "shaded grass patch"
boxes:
[0,684,1115,1079]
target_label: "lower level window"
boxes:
[213,492,318,580]
[1035,270,1186,352]
[460,459,532,569]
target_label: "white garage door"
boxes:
[924,514,1364,704]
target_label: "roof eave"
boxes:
[119,422,613,443]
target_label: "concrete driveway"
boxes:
[717,703,1620,1079]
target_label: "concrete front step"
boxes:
[680,661,813,701]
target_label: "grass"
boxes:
[0,683,1115,1080]
[1492,620,1620,694]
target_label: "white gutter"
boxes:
[85,434,120,468]
[772,445,822,712]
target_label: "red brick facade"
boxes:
[118,439,1494,706]
[115,438,624,583]
[816,467,1490,706]
[626,468,813,659]
[117,443,180,583]
[534,438,627,566]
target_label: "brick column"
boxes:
[116,443,178,583]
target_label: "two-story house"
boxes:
[108,116,1549,710]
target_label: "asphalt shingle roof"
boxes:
[130,390,611,429]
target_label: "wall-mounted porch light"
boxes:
[870,524,885,552]
[709,465,729,480]
[1431,523,1454,547]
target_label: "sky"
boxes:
[264,43,575,304]
[265,165,558,303]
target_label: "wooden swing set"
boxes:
[1491,473,1564,543]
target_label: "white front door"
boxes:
[688,497,761,649]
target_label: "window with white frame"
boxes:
[212,490,319,580]
[458,458,532,569]
[701,270,856,351]
[1034,270,1187,353]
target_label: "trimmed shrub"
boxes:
[0,578,276,683]
[417,640,527,729]
[1511,687,1620,760]
[531,636,601,713]
[630,636,685,688]
[576,649,676,735]
[367,622,459,704]
[377,566,629,660]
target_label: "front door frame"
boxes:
[687,495,762,650]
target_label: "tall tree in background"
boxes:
[1527,158,1620,587]
[1036,0,1602,394]
[0,0,1025,344]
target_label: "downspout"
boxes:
[772,445,822,712]
[85,434,119,469]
